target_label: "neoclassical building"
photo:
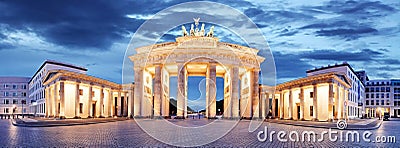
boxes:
[129,21,265,119]
[272,72,351,121]
[42,70,133,118]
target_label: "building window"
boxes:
[381,87,385,92]
[366,88,369,92]
[310,106,313,116]
[79,103,83,113]
[376,101,379,105]
[371,87,374,92]
[371,100,374,105]
[4,92,9,97]
[79,89,83,95]
[12,99,18,104]
[12,85,17,89]
[4,84,9,89]
[310,92,314,98]
[376,93,380,98]
[366,94,369,98]
[22,85,27,89]
[381,94,384,98]
[371,94,374,98]
[5,108,9,113]
[386,87,390,92]
[387,93,390,98]
[12,92,17,97]
[381,100,384,106]
[366,100,369,105]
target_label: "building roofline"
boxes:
[306,62,358,75]
[29,60,87,83]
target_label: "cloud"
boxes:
[299,49,383,61]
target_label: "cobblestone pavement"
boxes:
[0,118,398,147]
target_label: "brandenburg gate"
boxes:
[129,19,265,119]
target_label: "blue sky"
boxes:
[0,0,399,109]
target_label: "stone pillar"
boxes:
[153,64,162,117]
[223,72,232,118]
[134,67,143,117]
[123,92,128,117]
[334,84,340,120]
[340,87,345,119]
[45,87,51,117]
[299,87,305,120]
[345,89,349,120]
[59,82,65,118]
[109,90,113,117]
[279,92,284,119]
[328,83,334,121]
[251,69,260,119]
[117,91,121,116]
[271,94,276,118]
[265,93,270,119]
[177,63,187,118]
[128,86,134,118]
[100,87,104,117]
[88,85,93,118]
[288,89,293,120]
[53,83,58,117]
[231,67,239,118]
[75,82,80,118]
[312,84,318,121]
[206,63,217,118]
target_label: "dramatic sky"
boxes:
[1,0,399,109]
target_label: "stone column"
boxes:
[128,86,134,118]
[153,64,162,117]
[59,82,65,118]
[299,87,305,120]
[75,82,80,118]
[231,67,239,118]
[134,67,143,117]
[177,63,187,118]
[279,92,284,119]
[206,63,217,118]
[88,85,93,118]
[117,91,121,117]
[340,87,345,119]
[109,90,113,117]
[45,87,51,117]
[312,84,318,121]
[271,94,276,118]
[288,89,293,120]
[334,84,340,120]
[251,69,260,119]
[123,92,128,117]
[345,89,349,120]
[328,83,334,121]
[265,93,270,119]
[53,83,58,117]
[100,87,104,117]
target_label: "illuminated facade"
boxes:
[29,60,87,117]
[273,72,351,121]
[0,77,30,115]
[42,70,133,118]
[365,79,400,118]
[307,62,365,119]
[129,21,265,119]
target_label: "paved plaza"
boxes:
[0,118,398,147]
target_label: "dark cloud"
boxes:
[315,27,377,40]
[273,51,312,79]
[0,0,147,50]
[299,49,383,61]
